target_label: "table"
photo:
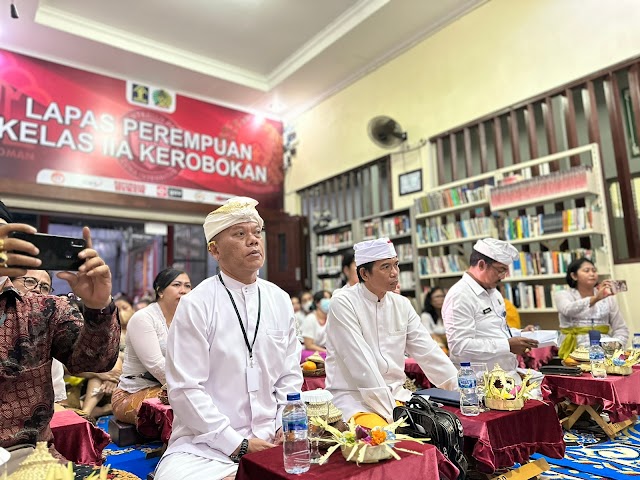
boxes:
[518,346,558,370]
[441,400,565,474]
[542,369,640,439]
[404,358,433,389]
[236,441,459,480]
[50,410,111,465]
[137,398,174,444]
[302,358,429,392]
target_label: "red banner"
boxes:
[0,49,284,209]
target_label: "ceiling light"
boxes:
[10,2,18,19]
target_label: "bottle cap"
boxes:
[460,362,471,367]
[287,392,301,401]
[588,330,601,343]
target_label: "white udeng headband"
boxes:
[353,237,397,266]
[203,196,264,242]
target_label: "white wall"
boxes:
[287,0,640,336]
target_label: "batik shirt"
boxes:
[0,280,120,451]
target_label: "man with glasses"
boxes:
[0,201,120,472]
[442,238,539,373]
[10,270,67,408]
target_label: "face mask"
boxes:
[302,301,313,312]
[319,298,331,314]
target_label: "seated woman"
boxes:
[555,257,629,359]
[79,293,134,418]
[112,268,191,424]
[420,286,448,353]
[301,290,331,362]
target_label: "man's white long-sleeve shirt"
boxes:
[442,273,516,371]
[325,283,458,423]
[163,272,302,465]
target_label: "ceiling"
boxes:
[0,0,486,120]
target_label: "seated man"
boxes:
[0,201,120,472]
[442,238,539,373]
[325,237,458,428]
[9,270,68,410]
[155,197,302,480]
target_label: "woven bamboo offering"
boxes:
[483,365,539,411]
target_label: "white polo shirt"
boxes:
[442,272,516,371]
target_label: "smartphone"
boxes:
[8,232,87,271]
[610,280,628,294]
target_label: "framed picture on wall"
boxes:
[398,169,423,196]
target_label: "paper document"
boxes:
[521,330,558,348]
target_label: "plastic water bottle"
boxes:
[633,333,640,350]
[282,392,310,474]
[458,362,479,416]
[589,339,607,379]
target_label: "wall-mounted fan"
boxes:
[367,116,408,149]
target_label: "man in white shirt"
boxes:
[325,238,458,429]
[442,238,539,372]
[155,197,303,480]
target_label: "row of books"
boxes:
[316,277,342,292]
[417,217,496,244]
[399,271,416,290]
[416,185,490,214]
[316,254,344,275]
[418,255,468,276]
[395,243,413,263]
[362,215,411,238]
[507,248,598,278]
[502,208,596,240]
[502,283,571,310]
[490,166,592,209]
[317,230,353,251]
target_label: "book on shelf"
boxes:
[418,254,468,276]
[418,217,496,244]
[416,184,490,214]
[317,230,353,250]
[507,248,598,278]
[503,282,570,310]
[490,166,593,209]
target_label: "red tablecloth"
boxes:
[137,398,174,443]
[50,410,111,466]
[518,346,558,370]
[236,441,459,480]
[542,369,640,423]
[404,358,433,389]
[302,374,326,391]
[442,400,565,473]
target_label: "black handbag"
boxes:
[393,394,468,479]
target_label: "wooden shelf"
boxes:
[504,273,567,281]
[418,271,465,280]
[506,229,604,245]
[417,233,488,249]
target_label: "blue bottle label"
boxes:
[458,378,476,389]
[283,417,308,432]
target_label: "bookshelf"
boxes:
[359,207,416,296]
[311,220,355,292]
[310,207,416,295]
[413,144,614,329]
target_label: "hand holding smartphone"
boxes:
[610,280,628,294]
[8,232,87,271]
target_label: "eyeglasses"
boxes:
[15,276,54,294]
[489,264,509,277]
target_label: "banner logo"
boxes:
[126,81,176,113]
